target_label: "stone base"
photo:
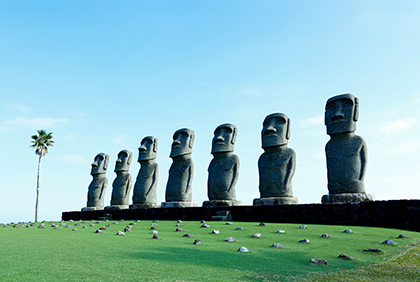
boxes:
[104,205,129,211]
[321,193,375,204]
[161,201,199,208]
[130,203,161,209]
[81,206,104,211]
[202,200,242,207]
[253,197,298,206]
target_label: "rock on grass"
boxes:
[193,239,202,245]
[238,246,249,253]
[338,253,354,260]
[309,258,327,265]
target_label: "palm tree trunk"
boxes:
[35,155,42,222]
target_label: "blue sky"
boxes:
[1,1,419,223]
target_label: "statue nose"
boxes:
[265,126,276,134]
[215,136,224,142]
[332,112,344,121]
[173,140,181,145]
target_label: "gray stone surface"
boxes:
[253,197,298,206]
[254,113,297,205]
[212,230,220,234]
[343,229,352,233]
[203,200,242,207]
[225,236,236,242]
[106,150,133,210]
[299,239,310,243]
[83,153,109,211]
[338,253,354,260]
[161,201,199,208]
[193,239,202,245]
[323,94,373,203]
[363,248,382,253]
[183,233,194,237]
[271,243,284,248]
[206,124,240,206]
[321,233,332,238]
[398,234,409,239]
[131,137,159,208]
[164,128,195,203]
[238,246,249,252]
[382,239,397,245]
[252,233,261,238]
[309,258,328,265]
[322,193,374,204]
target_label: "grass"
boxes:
[0,220,419,281]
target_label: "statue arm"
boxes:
[284,152,296,186]
[359,143,367,181]
[146,165,158,195]
[125,175,132,197]
[99,179,108,200]
[185,163,193,193]
[228,160,239,193]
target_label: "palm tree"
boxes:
[30,130,54,222]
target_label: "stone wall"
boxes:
[62,199,420,231]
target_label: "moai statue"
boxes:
[82,153,109,211]
[203,123,241,207]
[130,136,160,209]
[162,128,198,208]
[322,94,374,203]
[105,150,133,210]
[253,113,298,206]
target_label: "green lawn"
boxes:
[0,220,419,281]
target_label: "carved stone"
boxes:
[254,113,298,206]
[82,153,109,211]
[163,128,198,207]
[204,123,241,207]
[105,150,133,210]
[322,94,374,203]
[130,137,160,209]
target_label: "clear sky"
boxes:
[1,1,419,223]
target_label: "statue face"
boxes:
[115,150,132,172]
[325,94,358,135]
[91,153,109,175]
[211,123,236,154]
[138,136,157,161]
[170,128,194,158]
[261,113,290,148]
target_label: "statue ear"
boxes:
[153,138,158,153]
[103,155,109,170]
[231,127,237,145]
[353,97,359,122]
[189,134,195,148]
[286,118,291,140]
[324,111,327,126]
[127,152,132,165]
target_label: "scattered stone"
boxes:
[201,224,210,228]
[176,224,183,227]
[343,229,353,233]
[124,227,132,232]
[397,234,409,239]
[299,239,310,243]
[96,221,101,224]
[152,234,159,239]
[150,227,157,230]
[363,248,382,253]
[176,228,183,232]
[259,222,266,226]
[26,225,31,228]
[152,230,158,234]
[338,253,354,260]
[75,223,81,226]
[82,221,88,223]
[183,234,194,237]
[309,258,328,265]
[120,219,125,222]
[252,233,262,238]
[225,237,236,242]
[321,233,332,238]
[236,227,244,230]
[135,220,141,222]
[225,222,233,225]
[299,225,307,229]
[153,220,159,223]
[382,239,397,245]
[238,246,249,253]
[95,230,102,233]
[90,224,95,227]
[116,231,125,236]
[72,228,78,231]
[129,223,136,226]
[200,220,206,224]
[53,226,58,230]
[65,225,73,228]
[99,227,107,230]
[69,220,74,223]
[212,230,220,234]
[113,222,119,225]
[61,223,66,226]
[193,239,202,245]
[105,224,112,227]
[83,226,88,229]
[177,220,182,223]
[151,223,157,226]
[38,224,45,229]
[271,243,284,248]
[276,230,286,234]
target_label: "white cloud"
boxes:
[2,117,69,129]
[4,103,32,113]
[300,115,324,128]
[386,140,420,155]
[381,118,416,136]
[62,155,90,166]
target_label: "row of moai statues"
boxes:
[82,94,374,211]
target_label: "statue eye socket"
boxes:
[343,101,353,107]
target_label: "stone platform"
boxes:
[63,199,420,232]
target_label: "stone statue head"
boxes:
[211,123,237,154]
[114,150,132,172]
[138,136,158,162]
[261,113,290,148]
[91,153,109,175]
[325,94,359,135]
[170,128,195,158]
